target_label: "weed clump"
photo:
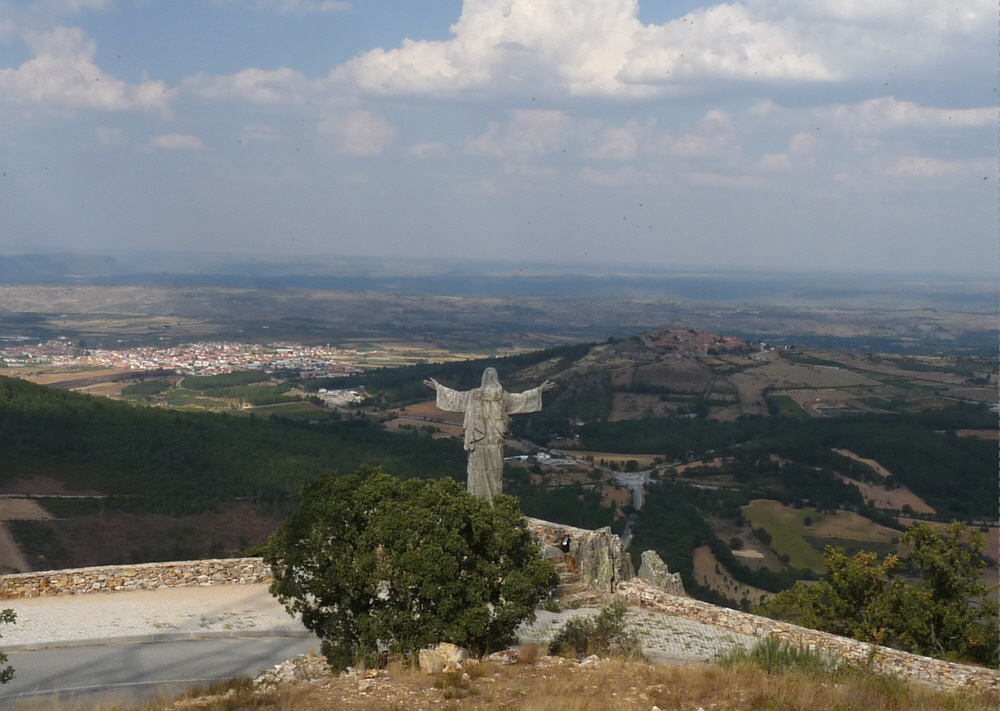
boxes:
[548,599,645,661]
[714,637,834,674]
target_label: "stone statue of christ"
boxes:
[424,368,554,502]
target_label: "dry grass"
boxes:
[19,655,996,711]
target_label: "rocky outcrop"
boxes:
[638,550,685,596]
[525,518,633,595]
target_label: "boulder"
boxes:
[418,642,469,674]
[638,550,685,597]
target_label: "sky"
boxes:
[0,0,996,275]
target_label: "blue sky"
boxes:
[0,0,996,275]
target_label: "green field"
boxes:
[766,394,808,418]
[250,400,325,416]
[742,500,826,572]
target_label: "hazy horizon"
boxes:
[0,1,995,277]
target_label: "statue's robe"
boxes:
[434,384,544,501]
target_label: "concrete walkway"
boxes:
[0,584,755,663]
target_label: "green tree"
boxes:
[893,522,999,664]
[265,467,557,670]
[1,608,15,684]
[758,523,999,665]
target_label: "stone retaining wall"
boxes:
[0,558,271,599]
[618,577,999,695]
[3,546,996,695]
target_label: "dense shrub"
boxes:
[265,467,557,669]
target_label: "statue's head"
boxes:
[477,367,503,401]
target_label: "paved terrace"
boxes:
[1,583,754,663]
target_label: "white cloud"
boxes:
[687,171,765,188]
[151,133,204,150]
[469,109,574,160]
[652,109,738,159]
[318,109,396,156]
[407,141,448,158]
[815,98,996,134]
[214,0,350,14]
[0,27,172,111]
[751,0,991,35]
[589,119,653,160]
[49,0,115,12]
[341,0,837,98]
[741,97,996,139]
[183,67,317,105]
[579,165,646,187]
[332,0,993,99]
[876,156,991,179]
[758,131,821,171]
[241,124,283,142]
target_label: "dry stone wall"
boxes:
[618,577,998,695]
[0,558,271,599]
[2,534,996,695]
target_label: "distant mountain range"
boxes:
[0,252,995,313]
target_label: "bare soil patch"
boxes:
[22,368,132,386]
[806,510,900,544]
[725,371,767,415]
[673,458,727,475]
[830,449,935,514]
[941,386,997,402]
[834,475,936,514]
[568,451,662,468]
[758,361,880,389]
[396,400,465,425]
[608,364,636,388]
[785,388,856,415]
[384,416,465,439]
[609,392,675,421]
[75,381,129,398]
[956,429,1000,440]
[692,545,770,606]
[600,485,631,517]
[0,476,104,496]
[0,499,53,521]
[11,503,283,569]
[633,359,713,392]
[899,518,1000,561]
[844,358,970,385]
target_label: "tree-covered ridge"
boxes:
[0,375,465,514]
[573,407,997,520]
[306,342,594,405]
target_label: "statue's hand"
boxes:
[540,379,556,393]
[424,378,439,391]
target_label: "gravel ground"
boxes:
[1,584,755,662]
